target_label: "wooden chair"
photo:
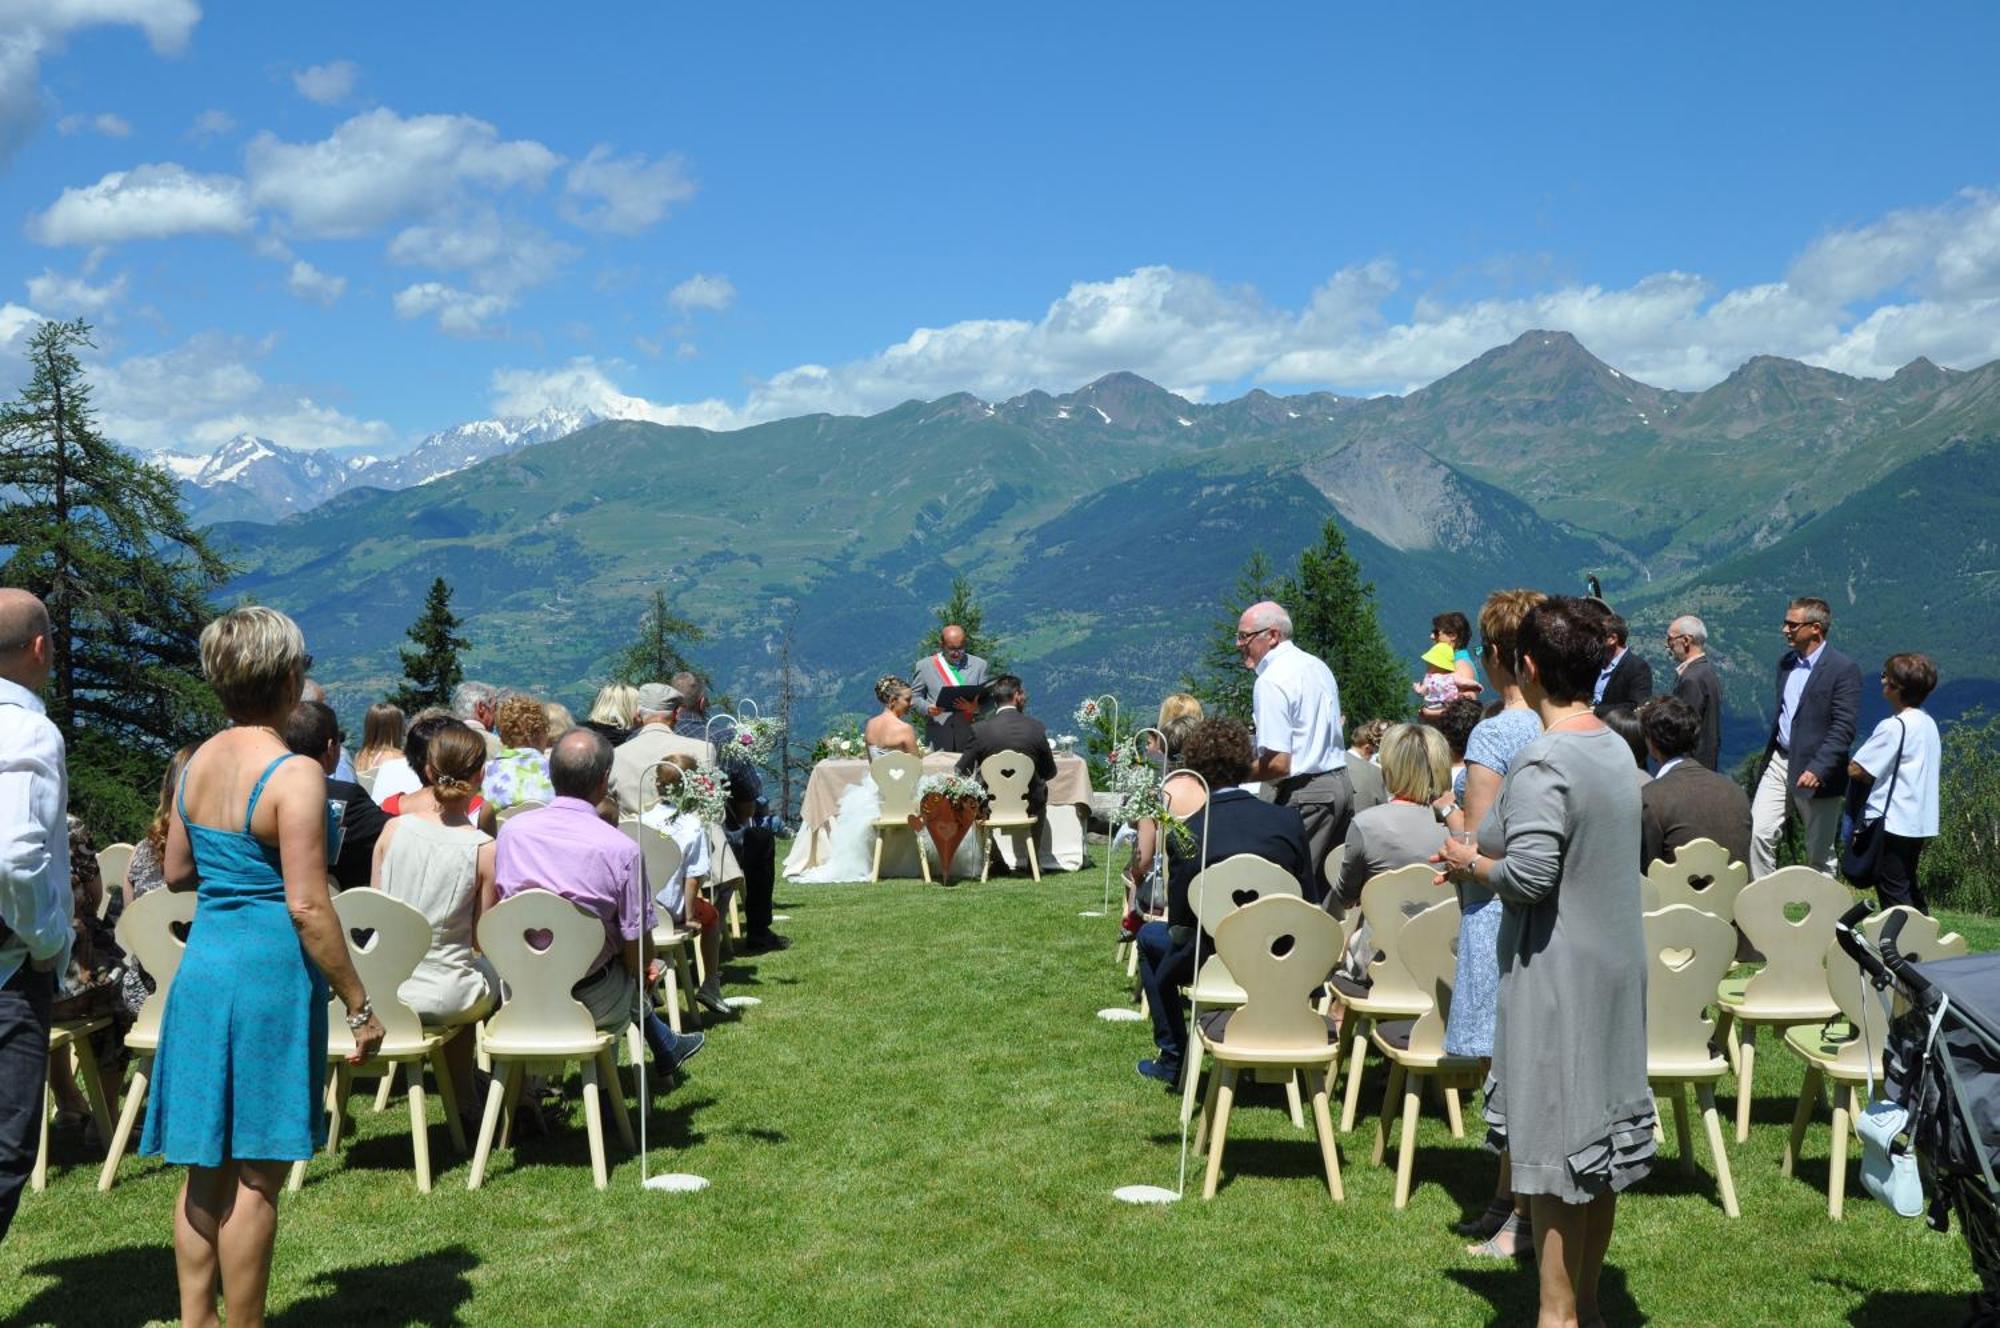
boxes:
[1369,897,1480,1209]
[1642,904,1741,1217]
[494,799,547,826]
[1192,894,1345,1201]
[1333,863,1449,1132]
[356,765,381,796]
[1784,907,1965,1219]
[1714,867,1848,1142]
[469,890,635,1190]
[1174,855,1307,1127]
[93,843,135,921]
[98,887,196,1190]
[977,751,1041,882]
[621,818,701,1035]
[289,888,468,1194]
[31,1018,114,1192]
[1641,838,1748,922]
[869,751,928,883]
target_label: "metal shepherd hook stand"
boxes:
[1095,727,1167,1023]
[1078,693,1122,919]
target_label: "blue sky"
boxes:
[5,2,1999,452]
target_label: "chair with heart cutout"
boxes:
[977,750,1041,882]
[869,751,929,883]
[1642,838,1749,923]
[1333,863,1453,1133]
[620,817,701,1034]
[1642,903,1742,1217]
[97,886,197,1190]
[1368,895,1478,1209]
[1174,855,1308,1128]
[469,889,635,1190]
[93,843,134,922]
[1191,893,1346,1201]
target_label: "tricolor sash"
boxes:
[931,652,963,688]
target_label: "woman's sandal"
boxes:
[1453,1198,1514,1239]
[1464,1210,1534,1261]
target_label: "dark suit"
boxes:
[1669,655,1725,771]
[1641,760,1752,872]
[1763,644,1862,796]
[956,707,1057,817]
[327,778,389,888]
[1594,649,1654,715]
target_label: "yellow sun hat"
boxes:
[1420,641,1456,670]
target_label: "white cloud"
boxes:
[291,59,357,105]
[244,108,560,238]
[0,1,198,166]
[392,282,512,337]
[56,110,130,137]
[284,260,344,307]
[489,358,735,429]
[187,106,233,141]
[560,146,694,235]
[386,208,576,297]
[25,268,125,314]
[0,300,41,345]
[27,162,253,245]
[90,331,397,451]
[667,272,734,314]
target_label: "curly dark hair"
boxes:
[1515,595,1613,704]
[1638,696,1700,760]
[1178,716,1253,789]
[1429,697,1484,760]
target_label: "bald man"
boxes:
[1238,599,1350,904]
[910,625,989,754]
[0,590,69,1240]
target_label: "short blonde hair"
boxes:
[1156,693,1203,729]
[589,682,639,729]
[542,701,574,744]
[199,606,307,718]
[1378,723,1451,804]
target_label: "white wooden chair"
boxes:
[1174,855,1306,1128]
[1714,867,1848,1142]
[621,818,701,1035]
[98,887,196,1190]
[289,888,468,1194]
[1192,894,1346,1201]
[31,1019,114,1193]
[1369,897,1479,1209]
[1642,904,1741,1217]
[93,843,135,922]
[977,751,1041,882]
[1641,838,1748,922]
[869,751,928,883]
[469,890,635,1190]
[1333,863,1450,1132]
[1784,907,1965,1219]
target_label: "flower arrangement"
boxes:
[1104,735,1194,853]
[809,715,866,763]
[1073,697,1106,729]
[724,715,781,767]
[667,764,732,825]
[1053,732,1078,754]
[917,772,989,806]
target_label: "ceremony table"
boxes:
[782,752,1095,879]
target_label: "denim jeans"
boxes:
[1136,921,1197,1065]
[0,965,52,1242]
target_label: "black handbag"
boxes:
[1841,718,1906,886]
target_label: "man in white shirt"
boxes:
[1238,600,1350,903]
[0,590,70,1240]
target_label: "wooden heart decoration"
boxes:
[1660,945,1696,972]
[525,927,554,952]
[348,927,377,951]
[1687,873,1715,892]
[1269,933,1296,959]
[1231,888,1259,908]
[914,792,982,885]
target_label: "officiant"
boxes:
[910,624,990,753]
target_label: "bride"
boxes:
[792,675,975,881]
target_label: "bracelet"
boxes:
[344,998,374,1031]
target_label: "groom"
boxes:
[910,624,989,752]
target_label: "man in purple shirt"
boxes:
[495,728,703,1074]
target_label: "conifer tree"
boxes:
[1281,519,1410,728]
[917,573,1005,670]
[389,577,468,711]
[1186,548,1281,720]
[0,319,231,839]
[614,586,705,684]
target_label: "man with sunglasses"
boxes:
[1236,600,1349,903]
[1750,596,1861,878]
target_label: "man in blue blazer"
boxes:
[1749,596,1862,878]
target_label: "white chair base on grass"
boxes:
[1642,904,1742,1218]
[1366,898,1478,1210]
[32,1018,113,1192]
[98,887,197,1191]
[1332,864,1443,1134]
[869,751,929,883]
[976,751,1041,883]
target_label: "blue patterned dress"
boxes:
[1443,707,1543,1058]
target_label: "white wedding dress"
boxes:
[789,745,981,882]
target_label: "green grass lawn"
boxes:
[4,855,1990,1327]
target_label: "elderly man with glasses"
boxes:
[1750,596,1861,878]
[1235,600,1350,904]
[1664,615,1724,771]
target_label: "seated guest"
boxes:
[1640,697,1753,872]
[483,692,553,810]
[354,703,406,777]
[495,729,702,1078]
[1602,706,1653,785]
[381,715,490,828]
[369,723,496,1120]
[1121,707,1204,938]
[955,674,1057,818]
[1156,692,1203,731]
[1429,697,1484,800]
[453,680,503,759]
[118,745,198,1019]
[610,683,714,816]
[541,701,575,746]
[583,683,640,748]
[638,756,729,1016]
[368,706,450,801]
[283,700,390,887]
[1334,723,1451,909]
[298,678,356,782]
[1345,718,1390,811]
[1134,717,1311,1087]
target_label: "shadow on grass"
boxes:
[1821,1277,1983,1327]
[4,1242,177,1328]
[1447,1263,1648,1327]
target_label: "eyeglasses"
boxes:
[1780,621,1810,633]
[1235,627,1274,643]
[302,653,315,672]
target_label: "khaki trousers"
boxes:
[1749,750,1843,879]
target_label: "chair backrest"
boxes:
[114,887,196,1044]
[871,751,924,821]
[1321,845,1346,904]
[978,751,1036,822]
[639,824,686,901]
[477,889,605,1047]
[323,887,431,1055]
[1643,904,1738,1067]
[1642,838,1749,922]
[357,766,380,796]
[1358,863,1448,1008]
[1731,867,1851,1009]
[496,799,547,826]
[94,843,135,920]
[1393,898,1463,1057]
[1825,907,1967,1066]
[1211,894,1343,1052]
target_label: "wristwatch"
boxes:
[1433,800,1459,823]
[344,998,375,1031]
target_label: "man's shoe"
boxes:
[1136,1057,1182,1088]
[662,1030,706,1073]
[742,932,792,954]
[694,989,736,1018]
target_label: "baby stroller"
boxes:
[1837,903,2000,1326]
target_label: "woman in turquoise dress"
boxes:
[142,606,383,1328]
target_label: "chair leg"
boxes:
[728,888,744,940]
[431,1045,466,1155]
[499,1062,526,1150]
[979,829,994,884]
[374,1065,397,1113]
[1443,1082,1465,1140]
[1735,1031,1757,1144]
[1829,1083,1853,1220]
[1179,1046,1204,1125]
[408,1070,432,1194]
[98,1053,151,1191]
[1718,1009,1738,1075]
[1393,1073,1422,1210]
[661,966,683,1035]
[1194,1064,1223,1157]
[1784,1065,1822,1179]
[598,1048,635,1152]
[1284,1073,1306,1130]
[1673,1082,1695,1173]
[1341,1017,1372,1133]
[74,1040,114,1144]
[675,949,702,1031]
[1201,1067,1238,1200]
[326,1064,353,1152]
[468,1062,517,1190]
[1374,1062,1406,1167]
[1309,1069,1344,1202]
[1125,941,1140,979]
[915,828,932,885]
[871,833,883,883]
[580,1058,609,1191]
[31,1080,50,1193]
[1025,829,1041,882]
[1697,1082,1740,1218]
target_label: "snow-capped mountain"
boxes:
[352,406,602,490]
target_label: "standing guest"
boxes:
[282,701,389,888]
[1750,597,1862,878]
[1665,616,1724,770]
[1847,653,1942,913]
[353,703,406,777]
[1434,611,1484,695]
[0,591,72,1243]
[541,701,575,746]
[118,745,199,1020]
[367,707,450,803]
[1591,612,1653,719]
[1237,600,1350,904]
[142,606,384,1327]
[1333,723,1450,908]
[1344,718,1390,812]
[611,683,712,816]
[452,680,502,759]
[639,756,730,1016]
[483,693,554,811]
[674,673,787,954]
[956,675,1058,819]
[1639,698,1752,871]
[583,683,641,748]
[1438,596,1655,1326]
[370,723,497,1121]
[909,624,990,753]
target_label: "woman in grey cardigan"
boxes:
[1438,595,1655,1328]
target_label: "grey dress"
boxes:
[1482,725,1657,1202]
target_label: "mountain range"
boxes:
[195,330,2000,772]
